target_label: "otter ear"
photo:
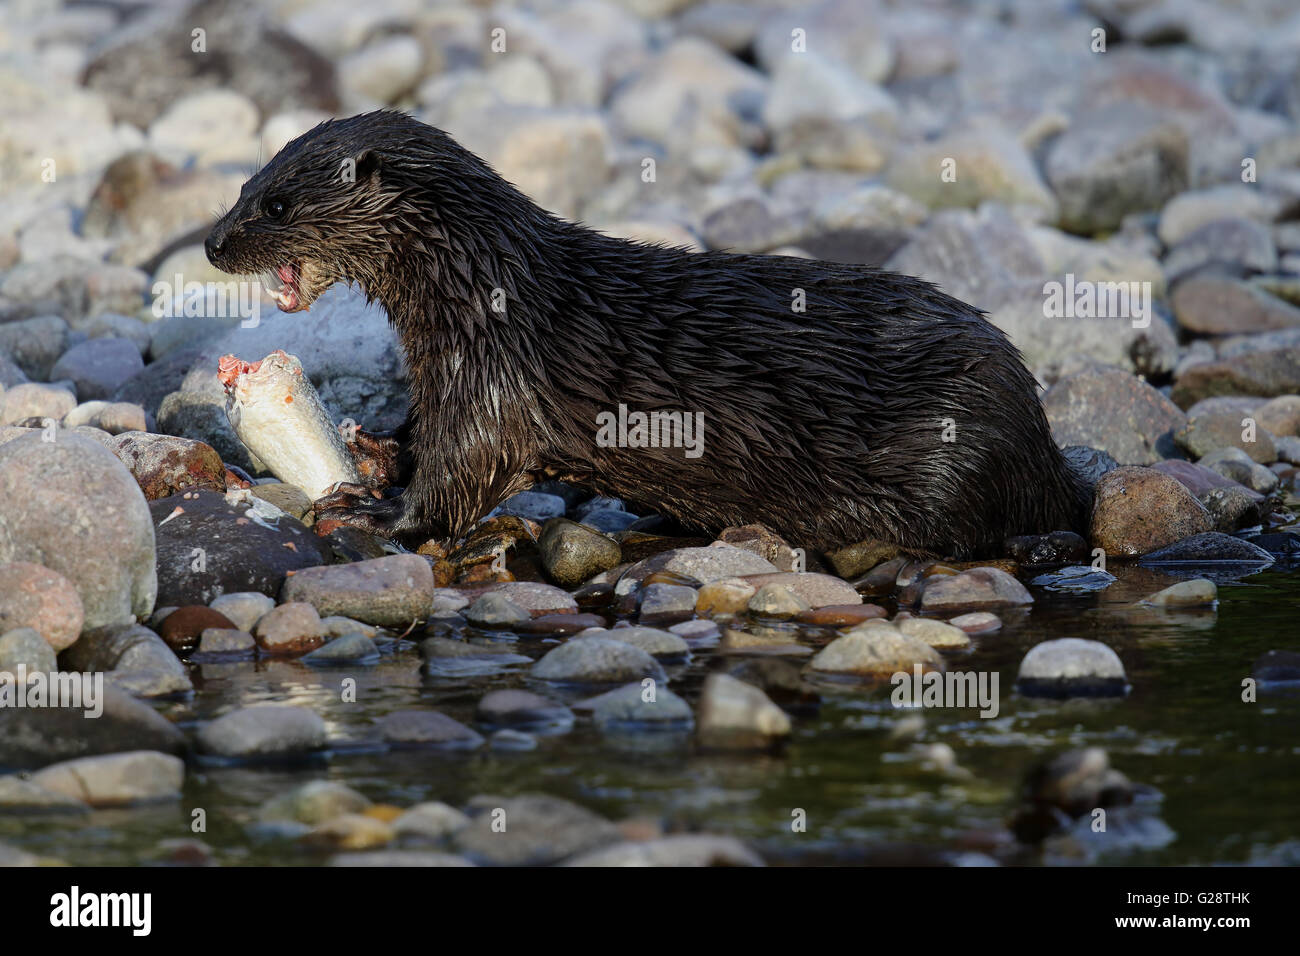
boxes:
[355,149,382,184]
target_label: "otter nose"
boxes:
[204,230,227,266]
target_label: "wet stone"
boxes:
[1016,639,1128,698]
[475,689,574,733]
[197,704,327,760]
[376,710,484,750]
[531,636,667,685]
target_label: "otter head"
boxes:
[204,112,407,312]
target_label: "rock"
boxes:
[1255,395,1300,437]
[587,682,693,730]
[1003,531,1090,567]
[158,605,236,655]
[1198,483,1264,532]
[1171,276,1300,335]
[1029,565,1117,593]
[795,604,888,627]
[489,729,537,751]
[1158,184,1281,246]
[715,524,799,571]
[1199,448,1279,494]
[637,582,699,625]
[0,562,84,651]
[695,579,758,616]
[1138,532,1275,567]
[207,592,275,632]
[375,710,484,750]
[1164,219,1278,284]
[463,592,531,628]
[300,814,395,852]
[1016,639,1128,697]
[197,704,326,759]
[279,555,433,628]
[616,545,779,594]
[747,584,810,617]
[63,401,148,435]
[48,338,144,401]
[825,537,903,578]
[1,383,76,425]
[897,617,971,649]
[468,580,577,615]
[250,482,313,519]
[739,571,861,608]
[1013,747,1135,842]
[0,627,57,674]
[0,433,156,629]
[253,602,323,657]
[564,834,763,867]
[919,567,1033,611]
[531,636,666,685]
[29,751,183,807]
[1174,412,1276,463]
[0,685,184,769]
[600,626,690,660]
[807,625,944,677]
[302,633,380,665]
[151,489,330,606]
[80,0,339,129]
[0,775,88,814]
[1045,103,1187,235]
[475,690,574,733]
[1043,366,1186,464]
[1171,347,1300,408]
[1140,578,1218,607]
[339,34,423,103]
[1253,650,1300,683]
[538,518,622,587]
[0,315,71,381]
[453,794,621,866]
[258,781,370,825]
[107,432,226,499]
[949,612,1002,635]
[63,623,192,697]
[392,802,471,842]
[1089,466,1213,556]
[1149,458,1260,500]
[754,0,894,85]
[696,673,791,750]
[193,628,256,658]
[763,52,897,133]
[886,127,1056,220]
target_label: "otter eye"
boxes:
[264,198,286,219]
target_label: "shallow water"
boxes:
[4,561,1298,867]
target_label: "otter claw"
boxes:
[340,427,401,489]
[313,490,407,538]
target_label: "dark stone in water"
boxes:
[1138,532,1275,566]
[514,612,606,636]
[1253,650,1300,683]
[1012,748,1137,844]
[1246,532,1300,555]
[728,658,821,714]
[1004,530,1089,566]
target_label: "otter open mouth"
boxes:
[270,262,305,312]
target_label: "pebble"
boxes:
[616,545,778,595]
[897,617,972,649]
[1016,639,1128,698]
[464,592,532,628]
[0,627,57,674]
[107,432,226,499]
[489,729,538,751]
[919,567,1033,612]
[0,382,76,425]
[197,705,327,760]
[258,781,371,826]
[158,605,237,655]
[743,572,860,609]
[0,685,184,769]
[1140,578,1218,607]
[29,751,183,807]
[948,612,1002,635]
[452,794,621,867]
[208,592,276,633]
[695,578,758,616]
[48,337,144,401]
[564,835,763,867]
[1090,466,1213,556]
[376,710,484,750]
[637,582,699,625]
[253,602,323,657]
[62,622,192,697]
[600,625,691,660]
[808,625,945,677]
[302,633,381,665]
[1138,532,1275,567]
[531,636,667,685]
[392,802,471,842]
[475,689,574,733]
[194,628,256,658]
[0,433,156,630]
[587,682,693,730]
[538,518,622,587]
[696,673,791,750]
[0,562,84,651]
[280,554,434,628]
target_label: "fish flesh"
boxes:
[218,350,360,501]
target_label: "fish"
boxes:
[217,350,360,501]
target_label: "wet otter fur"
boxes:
[206,110,1089,558]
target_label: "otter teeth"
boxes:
[270,262,301,311]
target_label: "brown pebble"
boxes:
[159,605,237,655]
[796,603,888,627]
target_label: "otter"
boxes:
[205,110,1089,558]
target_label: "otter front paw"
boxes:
[313,483,408,538]
[340,426,402,490]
